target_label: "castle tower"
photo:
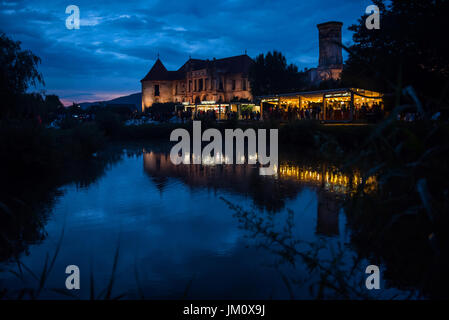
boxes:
[316,21,343,81]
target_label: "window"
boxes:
[205,78,209,90]
[232,80,236,91]
[189,80,192,92]
[242,79,247,91]
[199,79,203,91]
[219,78,223,91]
[154,84,160,97]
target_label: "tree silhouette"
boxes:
[0,32,44,117]
[249,51,306,97]
[342,0,449,108]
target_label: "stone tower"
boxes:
[316,21,343,81]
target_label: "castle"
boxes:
[141,21,344,112]
[141,55,253,111]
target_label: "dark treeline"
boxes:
[248,51,342,97]
[341,0,449,299]
[342,0,449,110]
[248,51,308,96]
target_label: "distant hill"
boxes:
[79,92,141,110]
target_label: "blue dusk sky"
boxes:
[1,0,373,105]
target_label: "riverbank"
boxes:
[2,118,444,179]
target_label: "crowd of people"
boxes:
[262,101,384,122]
[354,102,383,121]
[173,108,261,122]
[263,103,325,121]
[149,102,384,123]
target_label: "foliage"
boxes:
[0,32,44,117]
[342,0,449,110]
[147,102,177,121]
[95,109,123,137]
[0,121,105,175]
[17,93,65,123]
[344,111,449,299]
[249,51,307,97]
[338,1,449,297]
[221,198,401,299]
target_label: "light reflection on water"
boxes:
[0,145,384,299]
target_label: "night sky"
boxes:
[1,0,373,105]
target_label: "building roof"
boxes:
[317,21,343,28]
[141,54,253,82]
[141,58,185,81]
[256,88,383,100]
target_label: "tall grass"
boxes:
[220,197,402,299]
[2,231,128,300]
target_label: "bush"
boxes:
[95,110,123,137]
[0,121,106,177]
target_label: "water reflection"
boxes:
[0,144,385,299]
[279,164,377,195]
[143,148,376,238]
[0,149,124,264]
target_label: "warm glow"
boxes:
[279,163,377,194]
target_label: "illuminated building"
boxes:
[140,21,384,121]
[259,88,384,122]
[141,55,253,112]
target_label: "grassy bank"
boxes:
[2,117,444,178]
[108,119,375,157]
[0,121,105,178]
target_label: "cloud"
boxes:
[1,0,373,103]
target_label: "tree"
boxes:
[44,95,64,113]
[149,102,176,121]
[249,51,306,97]
[68,102,81,115]
[0,32,44,117]
[342,0,449,109]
